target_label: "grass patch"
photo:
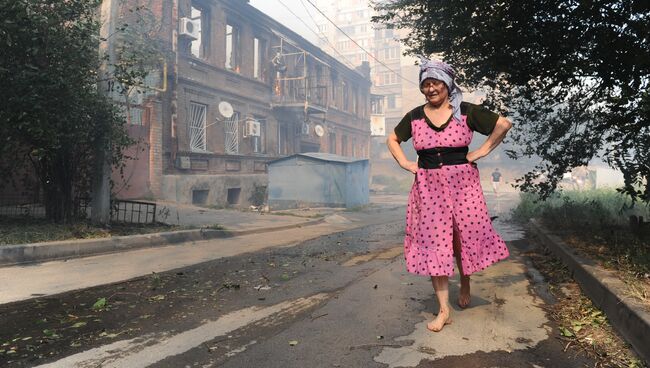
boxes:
[0,217,185,245]
[514,190,650,275]
[514,190,650,306]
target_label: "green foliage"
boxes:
[512,189,649,227]
[373,0,650,203]
[0,0,165,223]
[513,189,650,275]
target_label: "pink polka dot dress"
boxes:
[394,102,510,277]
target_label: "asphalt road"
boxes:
[1,192,595,367]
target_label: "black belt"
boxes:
[417,146,469,169]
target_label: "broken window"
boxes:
[226,23,241,72]
[225,111,240,154]
[253,37,266,80]
[189,4,208,59]
[189,102,207,152]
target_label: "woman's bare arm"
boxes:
[386,132,418,174]
[467,117,512,163]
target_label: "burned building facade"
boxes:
[116,0,372,207]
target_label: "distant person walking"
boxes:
[386,57,512,332]
[491,168,502,194]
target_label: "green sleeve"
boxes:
[393,112,412,142]
[462,102,499,136]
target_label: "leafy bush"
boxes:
[513,189,649,228]
[513,189,650,275]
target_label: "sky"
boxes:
[249,0,320,44]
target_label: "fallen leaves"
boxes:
[91,298,107,311]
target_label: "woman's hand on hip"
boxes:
[466,149,485,163]
[400,160,418,174]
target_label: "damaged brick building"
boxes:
[114,0,373,208]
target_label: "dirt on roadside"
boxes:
[524,235,647,368]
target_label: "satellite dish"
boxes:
[218,101,234,118]
[314,124,325,137]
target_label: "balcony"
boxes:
[272,77,329,115]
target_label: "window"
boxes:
[331,74,338,107]
[225,111,240,154]
[371,96,384,114]
[352,137,357,157]
[377,71,398,86]
[253,37,266,79]
[189,102,207,152]
[278,124,289,155]
[227,188,241,205]
[226,23,241,72]
[328,132,336,154]
[192,189,209,205]
[386,94,401,110]
[342,81,349,111]
[190,4,208,59]
[341,135,348,156]
[252,117,266,153]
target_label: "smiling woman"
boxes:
[386,56,513,332]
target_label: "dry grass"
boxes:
[0,216,185,246]
[561,232,650,309]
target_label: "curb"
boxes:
[0,218,326,267]
[529,219,650,363]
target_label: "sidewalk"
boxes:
[0,198,402,266]
[0,197,406,305]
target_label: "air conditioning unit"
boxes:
[179,17,200,40]
[244,119,261,137]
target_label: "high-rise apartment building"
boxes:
[312,0,421,171]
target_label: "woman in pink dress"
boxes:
[386,57,513,332]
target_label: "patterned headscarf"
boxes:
[418,56,463,122]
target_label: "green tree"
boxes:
[0,0,133,222]
[373,0,650,202]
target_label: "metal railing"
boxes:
[110,199,157,224]
[0,194,157,224]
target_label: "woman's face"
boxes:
[420,78,449,106]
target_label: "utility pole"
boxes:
[91,0,118,225]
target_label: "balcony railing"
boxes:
[273,77,328,113]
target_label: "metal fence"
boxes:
[0,193,157,224]
[110,199,157,224]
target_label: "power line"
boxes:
[302,0,419,86]
[298,0,350,65]
[275,0,357,70]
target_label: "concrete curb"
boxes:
[0,218,326,267]
[529,219,650,363]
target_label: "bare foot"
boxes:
[427,308,452,332]
[457,276,471,309]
